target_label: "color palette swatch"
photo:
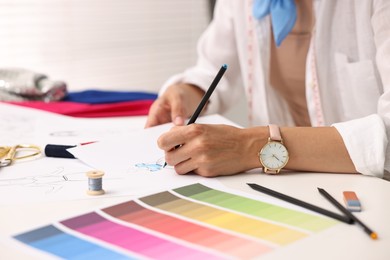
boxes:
[13,183,338,259]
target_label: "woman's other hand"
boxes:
[145,83,204,128]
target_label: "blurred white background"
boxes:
[0,0,248,125]
[0,0,209,92]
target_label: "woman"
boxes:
[145,0,389,179]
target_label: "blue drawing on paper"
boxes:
[134,163,163,172]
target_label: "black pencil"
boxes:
[163,64,228,167]
[187,64,228,124]
[317,188,378,240]
[247,183,352,224]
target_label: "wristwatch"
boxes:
[258,124,289,174]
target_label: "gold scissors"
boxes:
[0,144,41,167]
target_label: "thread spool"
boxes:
[86,170,105,195]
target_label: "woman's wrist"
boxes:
[240,126,269,170]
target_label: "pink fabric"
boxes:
[5,100,153,118]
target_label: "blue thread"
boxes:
[88,178,102,191]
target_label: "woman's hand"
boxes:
[145,83,205,128]
[157,124,265,177]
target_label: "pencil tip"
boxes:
[222,64,228,69]
[371,232,378,240]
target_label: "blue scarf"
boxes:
[253,0,297,47]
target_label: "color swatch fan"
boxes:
[13,183,338,259]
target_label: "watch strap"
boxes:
[269,124,282,142]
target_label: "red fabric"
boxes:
[5,100,153,117]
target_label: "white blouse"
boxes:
[160,0,390,179]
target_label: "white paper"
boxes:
[0,104,240,205]
[0,102,147,146]
[68,114,240,174]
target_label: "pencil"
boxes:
[317,188,378,240]
[187,64,228,124]
[163,64,228,167]
[247,183,352,224]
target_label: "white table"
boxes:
[1,110,389,259]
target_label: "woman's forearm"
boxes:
[245,126,358,174]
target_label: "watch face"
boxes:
[259,141,289,170]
